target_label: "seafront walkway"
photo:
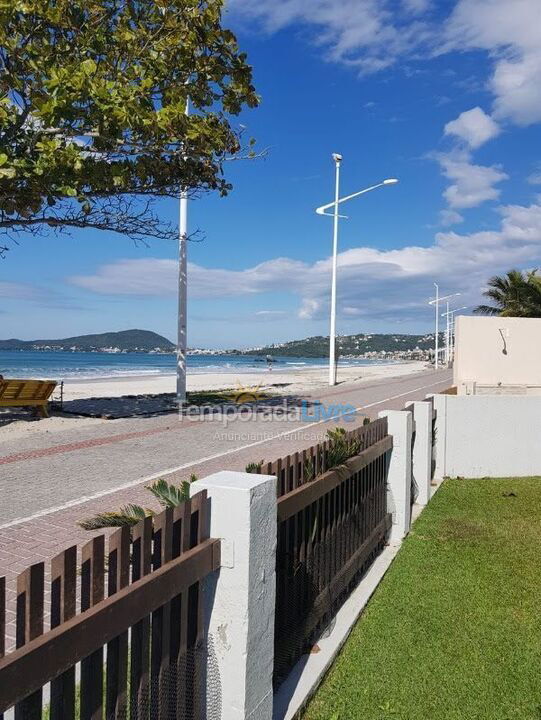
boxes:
[0,367,451,649]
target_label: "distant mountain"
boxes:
[243,333,438,358]
[0,329,175,353]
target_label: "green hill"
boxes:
[244,333,437,358]
[0,329,174,352]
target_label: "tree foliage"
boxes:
[474,269,541,318]
[0,0,259,254]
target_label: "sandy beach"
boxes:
[61,361,427,401]
[1,361,431,440]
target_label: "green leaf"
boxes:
[78,504,150,530]
[81,58,97,75]
[146,478,192,508]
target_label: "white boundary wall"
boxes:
[433,394,541,478]
[454,316,541,393]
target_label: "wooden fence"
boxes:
[271,418,392,684]
[0,492,220,720]
[264,417,389,498]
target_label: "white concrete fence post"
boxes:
[431,393,448,480]
[190,471,277,720]
[406,400,433,506]
[378,409,413,541]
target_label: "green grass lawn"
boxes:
[304,477,541,720]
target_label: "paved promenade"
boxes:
[0,368,451,650]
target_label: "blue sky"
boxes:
[2,0,541,348]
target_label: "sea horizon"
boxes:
[0,349,406,382]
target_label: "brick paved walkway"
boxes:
[0,369,451,651]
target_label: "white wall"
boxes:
[454,316,541,392]
[433,394,541,478]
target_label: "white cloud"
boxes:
[528,166,541,186]
[69,257,308,299]
[444,0,541,126]
[231,0,541,126]
[444,107,500,149]
[229,0,431,74]
[0,281,41,300]
[439,209,464,226]
[402,0,430,13]
[70,200,541,323]
[437,152,508,210]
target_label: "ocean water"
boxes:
[0,350,399,381]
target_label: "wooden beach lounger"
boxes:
[0,379,57,418]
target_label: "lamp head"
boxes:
[383,178,399,185]
[332,153,343,164]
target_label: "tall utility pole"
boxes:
[316,156,398,386]
[328,153,342,387]
[176,98,189,411]
[442,306,468,364]
[433,283,439,370]
[445,300,450,365]
[429,288,460,369]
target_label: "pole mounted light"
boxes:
[442,305,468,364]
[316,155,398,386]
[428,290,460,370]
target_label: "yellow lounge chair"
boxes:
[0,379,57,418]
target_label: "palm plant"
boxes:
[79,475,196,531]
[474,269,541,317]
[326,427,361,470]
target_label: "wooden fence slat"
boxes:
[190,490,208,719]
[80,535,105,720]
[131,515,153,720]
[106,526,130,719]
[151,508,173,720]
[175,500,192,720]
[50,546,77,720]
[14,562,44,720]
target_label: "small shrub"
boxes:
[245,460,265,474]
[326,427,361,470]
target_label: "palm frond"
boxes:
[78,504,150,530]
[473,304,500,315]
[146,477,193,508]
[477,269,541,318]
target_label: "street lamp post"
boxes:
[441,305,468,364]
[428,290,460,369]
[316,155,398,386]
[329,153,341,387]
[433,283,439,370]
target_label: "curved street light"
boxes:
[316,154,398,386]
